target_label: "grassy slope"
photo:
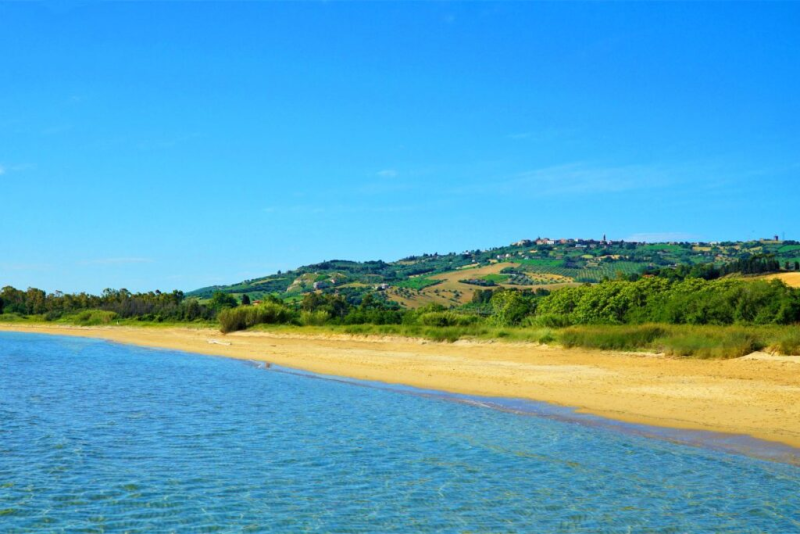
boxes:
[187,239,800,309]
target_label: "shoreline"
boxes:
[266,364,800,465]
[2,323,800,451]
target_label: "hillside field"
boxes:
[187,237,800,309]
[387,262,577,308]
[765,272,800,288]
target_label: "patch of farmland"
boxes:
[394,277,443,290]
[512,260,645,282]
[764,272,800,288]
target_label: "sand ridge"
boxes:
[2,323,800,450]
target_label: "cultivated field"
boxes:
[765,272,800,288]
[387,262,577,308]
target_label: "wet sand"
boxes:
[2,323,800,450]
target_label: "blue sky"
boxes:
[2,1,798,293]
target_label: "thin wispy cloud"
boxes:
[262,203,420,216]
[376,169,398,178]
[78,258,154,266]
[454,162,675,197]
[41,125,73,136]
[12,163,35,172]
[0,163,36,175]
[137,132,201,150]
[0,262,53,272]
[358,180,414,195]
[506,128,578,142]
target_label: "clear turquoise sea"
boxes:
[1,332,799,533]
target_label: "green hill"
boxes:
[187,238,800,308]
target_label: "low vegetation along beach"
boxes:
[2,323,800,452]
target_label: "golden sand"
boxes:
[2,323,800,449]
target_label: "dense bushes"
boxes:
[536,278,800,326]
[3,276,799,357]
[775,330,800,355]
[300,310,331,326]
[417,311,479,327]
[73,310,118,326]
[560,325,667,351]
[218,303,296,333]
[557,324,790,358]
[0,285,216,322]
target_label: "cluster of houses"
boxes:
[313,279,391,292]
[312,278,339,291]
[512,236,626,247]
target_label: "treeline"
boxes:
[216,277,800,334]
[4,276,800,334]
[216,288,558,333]
[536,278,800,326]
[638,255,794,282]
[0,286,231,323]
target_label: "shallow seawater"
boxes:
[1,333,799,533]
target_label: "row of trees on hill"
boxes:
[536,278,800,326]
[220,277,800,333]
[216,288,552,333]
[0,286,231,322]
[635,255,797,282]
[4,272,800,332]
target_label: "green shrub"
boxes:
[538,329,556,344]
[658,329,763,359]
[422,327,463,342]
[418,312,478,328]
[535,277,800,326]
[219,303,295,333]
[73,310,117,326]
[528,313,572,328]
[44,311,62,321]
[300,310,331,326]
[773,329,800,355]
[559,325,667,351]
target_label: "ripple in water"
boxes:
[1,332,799,532]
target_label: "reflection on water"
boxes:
[1,332,799,532]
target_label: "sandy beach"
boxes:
[2,323,800,450]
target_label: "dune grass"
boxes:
[559,324,777,359]
[249,322,799,358]
[0,312,215,329]
[2,312,798,358]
